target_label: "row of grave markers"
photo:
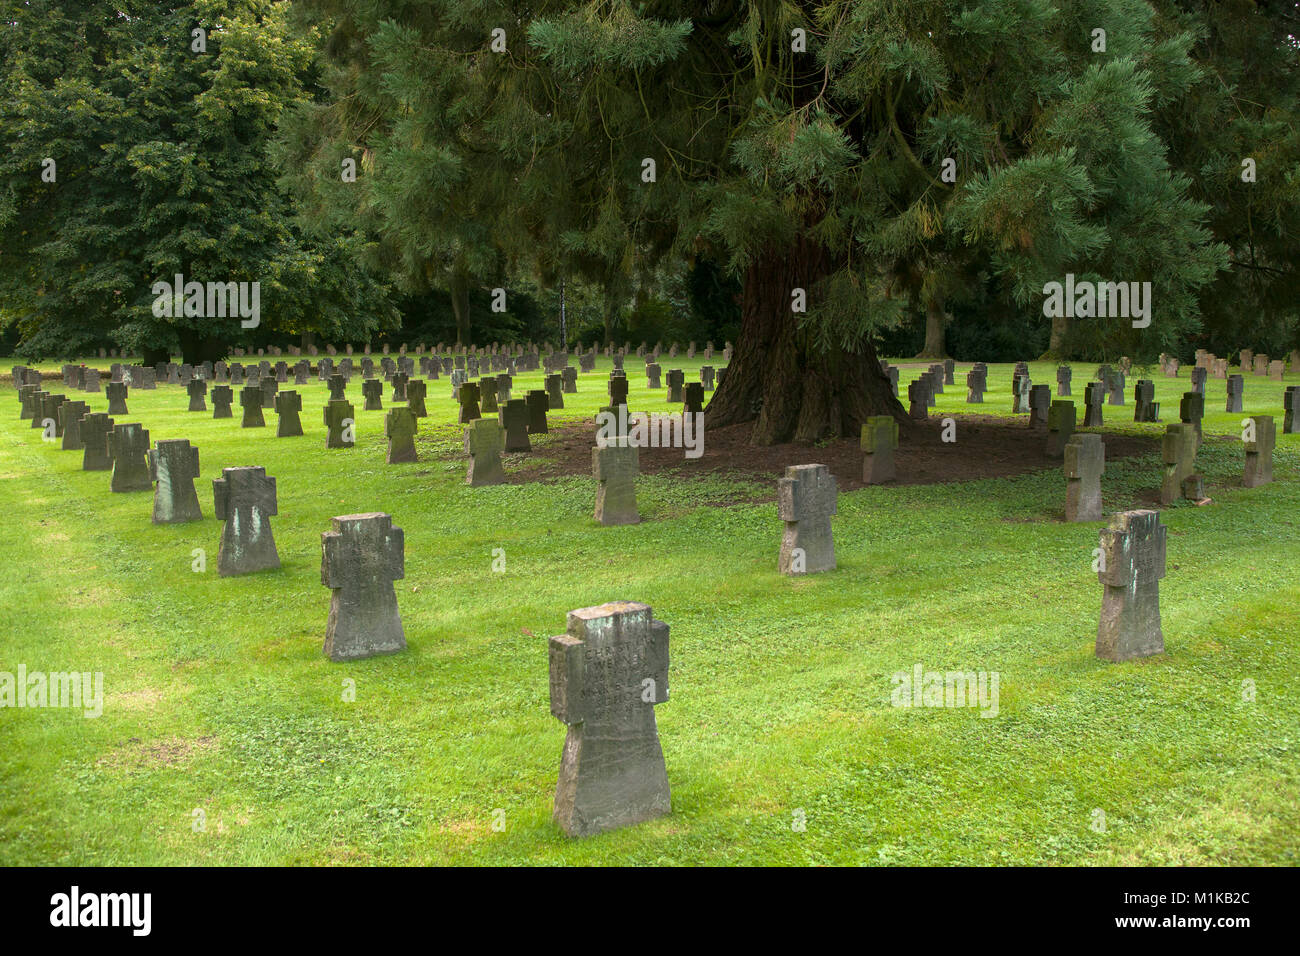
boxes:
[9,351,1290,839]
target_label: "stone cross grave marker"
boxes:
[860,416,898,484]
[1096,510,1166,662]
[1243,415,1275,488]
[453,379,479,422]
[1284,386,1298,434]
[526,389,549,433]
[240,386,265,427]
[548,601,670,837]
[1159,424,1198,505]
[465,418,505,486]
[1134,380,1159,422]
[1083,381,1105,427]
[682,382,704,416]
[908,377,930,419]
[321,513,406,662]
[213,466,279,575]
[1055,365,1072,397]
[79,413,114,473]
[362,379,383,411]
[607,374,629,408]
[275,390,303,437]
[593,439,639,525]
[925,367,940,406]
[546,373,564,410]
[108,423,152,492]
[1179,392,1204,443]
[391,372,409,402]
[17,384,39,420]
[1106,368,1125,406]
[260,376,278,409]
[1029,384,1052,428]
[327,373,347,401]
[562,366,577,394]
[407,378,427,417]
[38,393,66,436]
[1190,366,1207,395]
[211,385,233,419]
[777,464,837,574]
[500,399,531,452]
[324,399,356,448]
[187,378,207,411]
[1225,374,1244,413]
[666,369,684,402]
[966,364,986,403]
[1046,400,1076,457]
[148,439,202,523]
[385,407,418,464]
[943,358,955,386]
[59,401,89,450]
[25,389,47,429]
[478,376,498,414]
[1011,372,1031,413]
[1064,433,1104,521]
[106,381,129,415]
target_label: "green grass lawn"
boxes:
[1,354,1297,865]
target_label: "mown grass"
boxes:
[0,354,1296,865]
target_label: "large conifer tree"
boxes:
[294,0,1227,443]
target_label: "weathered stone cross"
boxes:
[549,601,670,836]
[321,512,406,661]
[1096,509,1166,661]
[777,463,837,574]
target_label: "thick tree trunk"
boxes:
[1040,313,1070,360]
[450,267,471,347]
[915,297,947,358]
[705,239,909,445]
[141,346,170,367]
[178,329,226,365]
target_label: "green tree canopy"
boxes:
[0,0,396,363]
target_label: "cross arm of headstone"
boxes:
[213,476,229,520]
[548,634,584,725]
[321,529,343,589]
[1096,526,1132,587]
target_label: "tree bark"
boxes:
[601,287,614,347]
[450,266,471,346]
[705,239,909,445]
[915,296,947,358]
[178,329,226,365]
[1040,313,1070,360]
